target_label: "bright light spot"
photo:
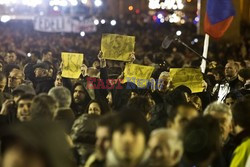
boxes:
[195,16,199,22]
[168,13,181,23]
[53,6,59,11]
[178,3,184,9]
[80,31,85,37]
[39,11,44,15]
[194,38,198,43]
[176,30,182,36]
[100,19,106,24]
[70,0,78,6]
[94,0,102,7]
[160,18,165,23]
[27,53,31,57]
[22,0,42,7]
[157,13,163,19]
[191,41,195,45]
[187,0,192,2]
[110,20,116,26]
[94,19,99,25]
[169,18,174,23]
[180,19,185,24]
[148,0,161,10]
[1,15,11,23]
[81,0,88,4]
[128,5,134,11]
[173,4,178,10]
[10,8,14,12]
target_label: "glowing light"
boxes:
[135,9,140,14]
[27,53,31,57]
[100,19,105,24]
[110,20,116,26]
[194,38,198,43]
[195,16,199,22]
[70,0,78,6]
[157,13,164,19]
[80,31,85,37]
[176,30,182,36]
[180,19,185,24]
[94,19,99,25]
[128,5,134,11]
[53,6,59,11]
[0,15,11,23]
[22,0,42,7]
[173,4,177,10]
[177,3,184,9]
[187,0,192,2]
[94,0,102,7]
[160,18,165,23]
[81,0,88,4]
[149,0,184,10]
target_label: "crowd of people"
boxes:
[0,18,250,167]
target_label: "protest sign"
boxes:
[124,64,155,88]
[170,68,204,93]
[61,52,84,78]
[101,34,135,61]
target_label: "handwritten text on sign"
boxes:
[170,68,204,93]
[61,52,84,79]
[124,64,155,88]
[101,34,135,61]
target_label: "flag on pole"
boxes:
[204,0,235,39]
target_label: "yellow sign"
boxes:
[61,52,84,79]
[124,64,155,88]
[101,34,135,61]
[170,68,204,93]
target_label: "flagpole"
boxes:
[200,34,210,73]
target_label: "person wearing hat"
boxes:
[33,62,54,94]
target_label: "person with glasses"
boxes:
[7,69,24,93]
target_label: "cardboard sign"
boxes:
[61,52,84,78]
[101,34,135,61]
[170,68,204,93]
[124,64,155,88]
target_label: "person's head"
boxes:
[42,49,53,63]
[48,65,54,78]
[0,122,76,167]
[30,94,58,121]
[167,103,199,132]
[12,84,36,103]
[86,100,109,115]
[34,63,49,78]
[224,91,243,107]
[48,87,72,109]
[225,62,238,79]
[182,116,221,167]
[110,108,150,165]
[16,94,35,122]
[8,69,24,90]
[127,96,152,121]
[0,72,7,92]
[95,114,114,161]
[189,95,202,112]
[204,102,232,144]
[30,51,40,64]
[232,98,250,132]
[72,82,91,105]
[5,51,17,64]
[54,72,63,87]
[106,91,113,105]
[238,68,250,83]
[158,71,170,92]
[174,85,192,102]
[148,129,183,167]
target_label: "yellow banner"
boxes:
[124,64,155,88]
[170,68,203,93]
[61,52,84,79]
[101,34,135,61]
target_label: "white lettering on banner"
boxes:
[34,16,96,33]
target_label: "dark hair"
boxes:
[111,107,150,142]
[0,72,6,81]
[174,85,192,95]
[30,50,40,58]
[54,108,75,134]
[85,99,110,115]
[7,50,15,54]
[225,91,243,101]
[30,94,58,121]
[182,115,221,165]
[232,98,250,129]
[42,49,51,56]
[127,96,151,117]
[17,94,35,104]
[168,103,197,123]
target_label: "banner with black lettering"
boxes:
[34,16,96,33]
